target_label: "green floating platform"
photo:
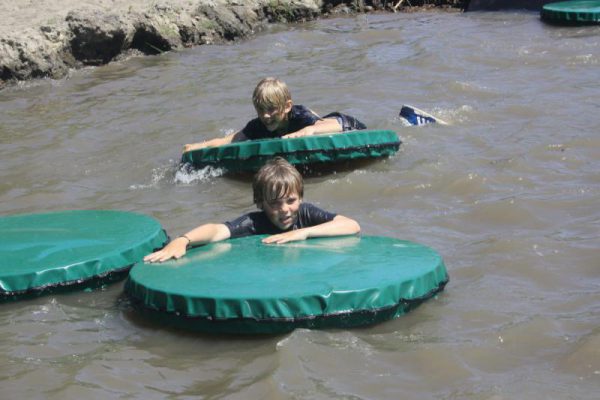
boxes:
[541,1,600,24]
[181,130,401,172]
[0,210,167,299]
[125,235,449,334]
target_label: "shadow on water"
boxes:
[118,292,289,342]
[0,268,131,304]
[204,157,386,184]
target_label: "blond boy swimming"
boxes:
[183,77,366,152]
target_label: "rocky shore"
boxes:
[1,0,464,87]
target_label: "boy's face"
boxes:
[256,100,292,133]
[259,190,302,230]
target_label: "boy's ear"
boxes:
[283,100,292,113]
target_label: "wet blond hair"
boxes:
[252,77,292,113]
[253,157,303,205]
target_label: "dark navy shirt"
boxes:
[242,105,320,140]
[224,203,337,239]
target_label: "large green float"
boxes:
[181,130,401,172]
[541,1,600,24]
[0,210,167,300]
[125,235,449,334]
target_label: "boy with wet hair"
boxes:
[183,77,366,152]
[144,157,360,263]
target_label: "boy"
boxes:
[144,157,360,263]
[183,77,366,153]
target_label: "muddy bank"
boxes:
[0,1,464,87]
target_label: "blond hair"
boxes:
[252,77,291,113]
[253,157,303,205]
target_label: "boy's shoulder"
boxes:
[289,105,320,130]
[290,105,318,119]
[297,202,337,224]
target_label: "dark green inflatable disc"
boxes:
[181,130,401,172]
[541,1,600,25]
[125,235,449,334]
[0,210,167,299]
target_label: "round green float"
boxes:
[541,1,600,25]
[181,130,401,172]
[125,235,449,334]
[0,210,167,299]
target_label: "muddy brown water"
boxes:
[1,11,599,399]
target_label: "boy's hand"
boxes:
[143,237,188,263]
[262,229,309,244]
[284,126,315,139]
[183,142,208,153]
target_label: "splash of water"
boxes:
[173,163,225,184]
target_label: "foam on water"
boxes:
[173,163,225,184]
[128,162,175,190]
[128,160,226,190]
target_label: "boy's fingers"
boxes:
[143,252,159,262]
[143,246,187,263]
[144,250,174,263]
[263,235,294,245]
[262,235,280,244]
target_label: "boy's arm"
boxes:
[283,118,343,139]
[261,215,360,244]
[143,223,231,263]
[183,131,248,153]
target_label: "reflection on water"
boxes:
[1,10,599,399]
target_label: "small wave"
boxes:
[396,115,413,127]
[129,161,225,189]
[434,105,474,124]
[174,163,225,184]
[567,54,598,66]
[2,77,55,93]
[129,163,174,190]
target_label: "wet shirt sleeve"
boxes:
[296,203,337,228]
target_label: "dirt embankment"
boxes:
[0,1,464,87]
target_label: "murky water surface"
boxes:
[1,11,599,399]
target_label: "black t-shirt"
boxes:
[224,202,337,239]
[241,105,321,140]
